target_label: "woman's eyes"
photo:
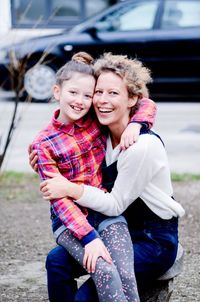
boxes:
[95,90,118,96]
[95,90,102,95]
[110,91,118,95]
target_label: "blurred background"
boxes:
[0,2,200,301]
[0,0,200,173]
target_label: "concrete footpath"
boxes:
[0,99,200,174]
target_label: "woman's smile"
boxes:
[97,106,114,114]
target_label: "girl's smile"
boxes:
[53,72,95,124]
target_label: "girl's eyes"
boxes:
[69,90,77,95]
[69,91,92,99]
[85,94,92,99]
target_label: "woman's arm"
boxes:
[41,135,158,216]
[76,135,156,216]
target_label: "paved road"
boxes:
[0,97,200,173]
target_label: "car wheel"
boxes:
[23,63,56,102]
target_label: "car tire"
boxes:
[23,63,57,102]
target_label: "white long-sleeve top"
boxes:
[76,133,185,219]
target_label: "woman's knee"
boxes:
[46,245,70,270]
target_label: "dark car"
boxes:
[0,0,200,102]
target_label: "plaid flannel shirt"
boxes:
[31,98,156,242]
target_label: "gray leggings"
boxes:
[57,222,140,302]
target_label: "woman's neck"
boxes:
[109,119,129,149]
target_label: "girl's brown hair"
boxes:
[55,52,95,86]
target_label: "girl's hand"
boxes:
[120,122,142,150]
[40,171,70,199]
[28,145,38,172]
[84,238,112,273]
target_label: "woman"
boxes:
[33,53,185,301]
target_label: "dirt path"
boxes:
[0,175,200,301]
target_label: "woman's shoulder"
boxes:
[121,133,163,158]
[118,132,166,170]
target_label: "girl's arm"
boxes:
[32,140,113,271]
[130,98,157,128]
[31,142,98,244]
[120,98,157,149]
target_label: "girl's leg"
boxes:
[57,229,128,302]
[100,222,140,302]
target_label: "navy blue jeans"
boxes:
[46,216,178,302]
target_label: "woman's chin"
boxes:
[97,117,110,126]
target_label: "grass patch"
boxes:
[0,171,38,185]
[0,171,40,202]
[171,173,200,181]
[0,171,199,202]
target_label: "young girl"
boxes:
[31,52,157,302]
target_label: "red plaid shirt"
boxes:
[32,98,156,240]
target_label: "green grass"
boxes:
[0,171,199,202]
[171,173,200,181]
[0,171,200,182]
[0,171,38,185]
[0,171,40,202]
[1,171,200,183]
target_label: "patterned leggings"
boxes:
[57,222,140,302]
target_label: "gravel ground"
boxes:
[0,175,199,302]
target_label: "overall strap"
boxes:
[102,129,164,192]
[140,127,165,147]
[101,129,167,228]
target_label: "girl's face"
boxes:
[53,72,95,124]
[93,71,137,131]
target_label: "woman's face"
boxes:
[93,71,136,130]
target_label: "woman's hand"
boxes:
[120,122,141,150]
[40,171,84,200]
[40,171,70,199]
[84,238,112,273]
[28,145,38,172]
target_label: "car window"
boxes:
[52,0,80,17]
[161,0,200,29]
[85,0,110,18]
[96,0,159,32]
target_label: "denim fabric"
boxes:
[97,215,127,233]
[46,245,87,302]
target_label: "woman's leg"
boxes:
[100,222,140,302]
[58,229,128,302]
[46,245,85,302]
[133,221,178,288]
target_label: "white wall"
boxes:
[0,0,11,36]
[0,0,62,47]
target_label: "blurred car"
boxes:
[0,0,200,102]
